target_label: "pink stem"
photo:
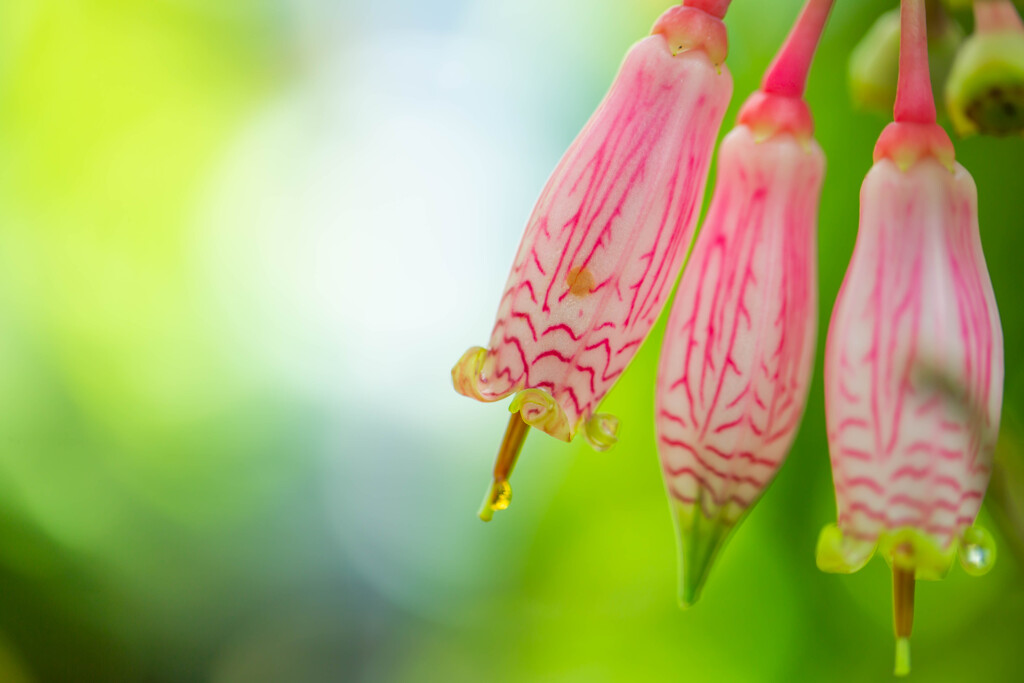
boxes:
[762,0,835,98]
[682,0,732,20]
[894,0,936,124]
[974,0,1024,34]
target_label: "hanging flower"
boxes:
[655,0,831,605]
[452,1,734,520]
[818,0,1003,674]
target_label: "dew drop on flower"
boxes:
[959,526,997,576]
[491,480,513,511]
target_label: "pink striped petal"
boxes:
[656,123,823,603]
[454,25,732,446]
[821,156,1003,573]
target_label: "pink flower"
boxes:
[821,159,1001,563]
[453,2,733,520]
[817,0,1003,674]
[655,0,831,605]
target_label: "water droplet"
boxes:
[479,479,514,521]
[491,480,512,511]
[959,526,997,576]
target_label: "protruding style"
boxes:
[454,2,734,521]
[655,0,832,605]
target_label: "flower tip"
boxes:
[815,524,875,575]
[510,389,572,442]
[453,346,510,402]
[583,412,619,451]
[478,504,494,523]
[676,539,719,609]
[894,637,911,677]
[670,498,732,608]
[677,588,698,610]
[452,346,485,398]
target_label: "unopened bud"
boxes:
[946,30,1024,136]
[849,7,963,116]
[849,9,901,113]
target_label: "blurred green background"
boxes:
[0,0,1022,680]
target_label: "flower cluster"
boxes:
[452,0,1007,673]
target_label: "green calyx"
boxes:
[669,496,738,608]
[815,523,997,580]
[946,32,1024,136]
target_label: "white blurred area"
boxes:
[192,0,650,621]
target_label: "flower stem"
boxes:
[478,412,530,522]
[892,565,915,676]
[895,0,937,123]
[761,0,835,98]
[974,0,1024,34]
[682,0,731,20]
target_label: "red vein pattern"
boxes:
[656,125,822,525]
[824,158,1003,549]
[454,34,732,442]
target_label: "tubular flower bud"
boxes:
[453,2,733,521]
[655,0,831,606]
[819,0,1003,675]
[820,158,1002,576]
[946,0,1024,136]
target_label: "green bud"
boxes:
[946,31,1024,137]
[849,7,964,116]
[849,9,901,114]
